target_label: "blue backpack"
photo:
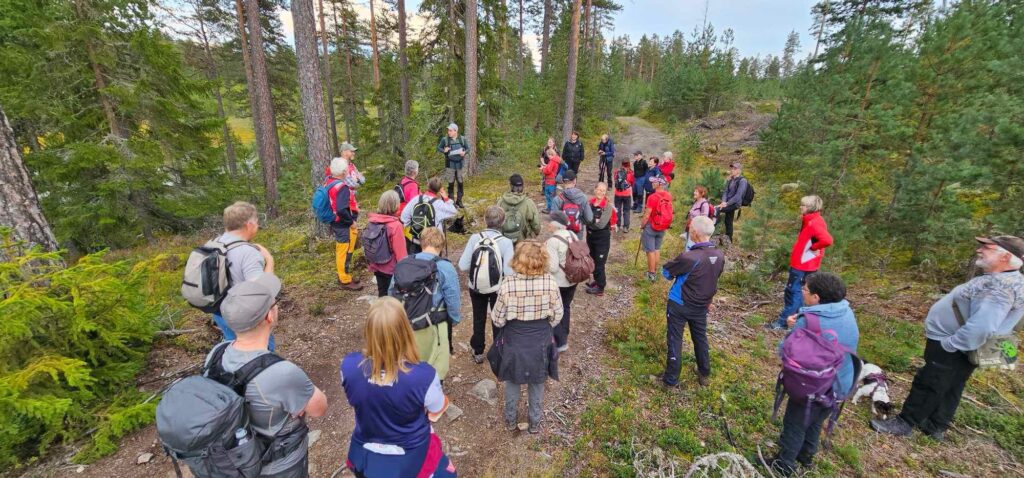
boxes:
[312,180,344,223]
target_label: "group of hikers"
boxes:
[165,126,1024,478]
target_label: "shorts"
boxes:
[641,225,665,252]
[442,167,464,183]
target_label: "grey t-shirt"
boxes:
[205,344,315,475]
[216,232,265,286]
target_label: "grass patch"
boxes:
[855,313,922,373]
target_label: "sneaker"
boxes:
[340,282,364,291]
[505,419,517,432]
[646,272,657,282]
[584,286,604,297]
[556,344,569,353]
[528,423,541,434]
[698,375,710,387]
[926,430,945,442]
[472,353,485,364]
[870,417,913,437]
[764,322,787,331]
[585,281,597,288]
[541,209,550,214]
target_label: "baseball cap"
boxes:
[509,173,524,187]
[562,170,577,182]
[220,274,282,333]
[729,161,741,169]
[447,123,459,131]
[340,142,358,152]
[549,210,569,227]
[649,176,667,186]
[976,235,1024,261]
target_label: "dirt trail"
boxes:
[57,118,671,478]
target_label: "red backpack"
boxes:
[559,194,582,233]
[707,202,716,221]
[649,192,674,232]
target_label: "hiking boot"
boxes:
[585,280,597,288]
[766,457,796,477]
[584,285,604,296]
[926,430,945,442]
[646,271,657,282]
[541,209,550,214]
[870,417,913,437]
[528,422,541,434]
[472,353,485,364]
[339,281,364,291]
[697,375,710,387]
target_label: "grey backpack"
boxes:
[157,343,295,478]
[181,239,249,313]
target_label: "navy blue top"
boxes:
[662,242,725,308]
[341,352,437,450]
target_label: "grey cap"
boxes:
[340,142,358,152]
[447,123,459,132]
[220,274,282,333]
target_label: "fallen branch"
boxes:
[154,328,201,337]
[987,383,1023,415]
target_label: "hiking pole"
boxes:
[633,237,642,268]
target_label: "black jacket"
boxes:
[561,140,584,163]
[487,319,559,384]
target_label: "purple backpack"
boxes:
[772,313,860,443]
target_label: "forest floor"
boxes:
[21,108,1024,478]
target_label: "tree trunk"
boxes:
[464,0,478,173]
[317,0,339,156]
[333,4,356,143]
[235,0,266,150]
[562,0,581,142]
[518,0,524,91]
[244,0,281,217]
[196,3,238,176]
[0,104,59,258]
[397,0,411,123]
[813,0,828,59]
[73,0,124,139]
[582,0,591,52]
[369,0,381,90]
[293,0,333,238]
[541,0,552,76]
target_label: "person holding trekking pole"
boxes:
[640,176,673,282]
[597,134,615,188]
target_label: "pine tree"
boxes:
[0,104,58,257]
[465,0,479,172]
[562,0,582,141]
[243,0,282,217]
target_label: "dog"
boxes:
[850,362,894,420]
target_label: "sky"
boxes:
[276,0,819,61]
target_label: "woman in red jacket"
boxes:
[367,190,409,297]
[770,195,833,330]
[539,149,562,213]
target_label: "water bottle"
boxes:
[235,428,249,446]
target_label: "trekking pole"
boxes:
[633,237,642,268]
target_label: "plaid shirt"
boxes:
[492,273,563,328]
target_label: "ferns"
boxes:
[0,241,158,468]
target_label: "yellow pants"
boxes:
[335,226,357,284]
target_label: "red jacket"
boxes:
[613,167,635,197]
[367,213,408,275]
[789,211,833,271]
[660,159,675,180]
[397,176,419,213]
[541,155,562,186]
[589,197,618,228]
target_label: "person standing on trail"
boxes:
[400,177,458,254]
[768,272,858,477]
[631,151,649,213]
[769,195,833,330]
[328,157,365,291]
[660,151,676,184]
[716,161,750,243]
[551,170,594,241]
[539,149,563,214]
[396,160,420,218]
[597,134,616,188]
[341,297,457,478]
[389,227,461,381]
[545,211,580,352]
[213,273,329,477]
[562,131,585,174]
[366,190,409,297]
[496,174,541,243]
[491,241,563,434]
[613,159,635,233]
[458,206,515,364]
[640,176,673,282]
[871,236,1024,442]
[661,216,724,388]
[585,183,616,297]
[684,186,716,250]
[539,137,557,166]
[437,123,467,208]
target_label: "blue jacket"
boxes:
[779,300,860,397]
[662,242,725,309]
[597,139,615,162]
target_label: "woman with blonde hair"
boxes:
[341,297,457,477]
[769,194,833,330]
[489,241,563,434]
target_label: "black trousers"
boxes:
[565,159,581,174]
[721,208,736,241]
[776,399,831,473]
[597,160,613,188]
[663,301,710,385]
[614,196,631,229]
[374,271,391,297]
[587,228,611,289]
[469,290,498,355]
[899,339,977,435]
[554,285,577,348]
[446,181,464,205]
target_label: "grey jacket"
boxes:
[551,187,594,224]
[925,271,1024,353]
[721,176,749,212]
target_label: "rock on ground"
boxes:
[469,379,498,404]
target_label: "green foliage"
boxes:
[0,241,158,468]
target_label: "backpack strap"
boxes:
[204,342,285,396]
[803,312,822,334]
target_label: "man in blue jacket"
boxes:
[661,216,725,387]
[769,272,859,476]
[597,134,615,188]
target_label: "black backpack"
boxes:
[741,177,755,207]
[409,196,438,241]
[390,256,448,330]
[394,177,413,204]
[157,343,307,478]
[615,169,630,191]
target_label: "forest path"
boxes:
[66,117,671,478]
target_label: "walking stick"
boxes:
[633,237,642,267]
